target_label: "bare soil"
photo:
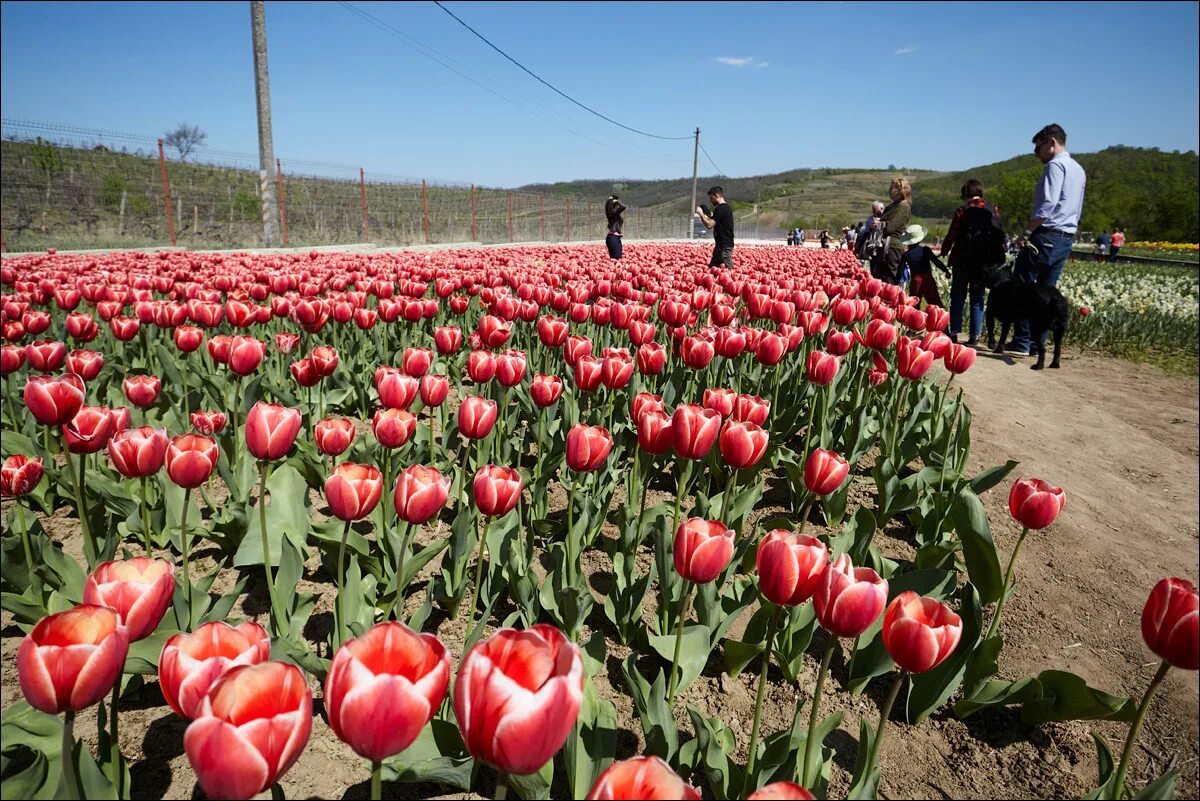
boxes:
[2,348,1197,800]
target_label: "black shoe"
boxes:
[965,338,979,348]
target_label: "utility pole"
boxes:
[689,127,700,240]
[250,1,279,247]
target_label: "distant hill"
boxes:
[911,146,1199,241]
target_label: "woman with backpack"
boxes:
[939,179,1006,347]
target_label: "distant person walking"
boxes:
[846,224,858,253]
[1007,123,1086,356]
[1110,228,1125,262]
[899,224,950,308]
[604,194,626,260]
[1094,229,1110,262]
[819,228,831,249]
[870,178,913,284]
[696,186,735,270]
[940,179,1006,346]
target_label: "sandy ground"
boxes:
[2,347,1197,800]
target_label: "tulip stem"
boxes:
[180,486,193,622]
[231,375,243,467]
[390,521,413,621]
[801,391,818,465]
[723,469,739,530]
[796,499,814,539]
[1111,660,1171,801]
[495,771,509,801]
[985,526,1030,641]
[74,451,96,568]
[865,670,907,783]
[566,479,577,586]
[62,710,81,801]
[801,637,838,787]
[140,476,153,556]
[336,518,353,648]
[662,458,692,633]
[370,759,382,801]
[467,511,487,637]
[745,603,781,784]
[109,681,122,797]
[17,503,41,598]
[667,579,695,703]
[258,461,283,638]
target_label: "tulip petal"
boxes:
[337,674,430,760]
[16,639,58,713]
[491,676,579,775]
[185,718,271,801]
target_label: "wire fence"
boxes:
[0,120,704,252]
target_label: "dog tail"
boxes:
[1056,293,1070,334]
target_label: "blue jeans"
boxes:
[949,267,985,340]
[1010,228,1073,351]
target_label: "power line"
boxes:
[700,142,725,177]
[432,1,692,142]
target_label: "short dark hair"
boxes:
[1032,124,1067,147]
[609,194,619,200]
[706,186,724,197]
[961,179,984,200]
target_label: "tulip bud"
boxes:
[453,625,583,775]
[419,374,450,407]
[530,374,564,408]
[943,342,976,374]
[566,424,613,472]
[674,518,735,584]
[122,374,161,409]
[702,387,736,419]
[585,756,701,800]
[228,335,266,376]
[314,417,355,457]
[394,464,451,525]
[804,448,849,496]
[881,591,964,673]
[1140,578,1199,671]
[458,396,498,440]
[756,530,828,606]
[24,373,86,426]
[814,554,888,638]
[245,401,302,461]
[732,393,770,426]
[719,419,769,469]
[158,621,271,720]
[671,404,721,460]
[472,465,522,517]
[17,604,129,714]
[377,368,419,410]
[1007,478,1066,530]
[108,426,169,478]
[372,407,417,449]
[311,345,339,376]
[166,434,219,488]
[806,350,840,386]
[83,558,175,642]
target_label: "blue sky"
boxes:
[2,1,1197,187]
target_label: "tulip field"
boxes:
[0,242,1196,801]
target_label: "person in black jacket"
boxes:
[696,186,735,270]
[605,195,626,260]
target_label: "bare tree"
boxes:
[164,123,207,161]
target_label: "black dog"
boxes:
[982,263,1069,370]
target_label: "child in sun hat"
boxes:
[900,224,950,307]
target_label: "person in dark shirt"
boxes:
[899,224,949,308]
[604,195,626,260]
[696,186,735,269]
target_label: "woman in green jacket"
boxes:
[871,177,912,285]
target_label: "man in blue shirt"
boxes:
[1006,123,1086,356]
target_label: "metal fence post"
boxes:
[276,158,289,247]
[470,184,477,242]
[157,139,177,246]
[540,196,545,241]
[508,192,514,243]
[360,168,369,243]
[422,179,429,243]
[566,199,572,242]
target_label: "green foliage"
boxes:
[30,138,62,181]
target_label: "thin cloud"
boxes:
[894,46,919,56]
[715,56,768,68]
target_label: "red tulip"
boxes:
[66,312,98,342]
[107,426,168,478]
[63,405,115,454]
[472,465,522,517]
[703,387,736,418]
[453,624,584,775]
[868,350,890,387]
[65,348,103,380]
[755,332,787,366]
[207,335,233,365]
[166,434,219,488]
[496,350,528,387]
[394,464,451,525]
[110,406,131,434]
[943,343,976,374]
[573,355,603,392]
[756,529,828,606]
[311,345,339,376]
[804,448,849,496]
[1141,578,1198,670]
[159,621,271,720]
[537,315,569,347]
[419,374,449,407]
[184,661,312,800]
[227,335,266,376]
[459,396,498,440]
[314,417,356,456]
[477,314,511,348]
[674,518,735,584]
[274,332,300,354]
[680,336,715,370]
[325,621,451,761]
[190,410,227,435]
[564,335,593,367]
[530,373,564,407]
[467,350,496,384]
[325,462,384,521]
[715,327,747,359]
[806,350,840,386]
[28,340,68,373]
[631,392,664,422]
[1,344,26,375]
[600,354,634,389]
[109,316,140,341]
[881,591,964,673]
[290,357,320,387]
[747,782,816,800]
[925,306,950,333]
[585,755,701,800]
[896,337,934,381]
[245,401,302,461]
[122,374,161,409]
[825,329,854,356]
[566,424,613,472]
[637,410,673,455]
[719,419,769,469]
[377,368,419,409]
[83,557,175,642]
[636,342,667,375]
[814,553,888,638]
[434,325,463,355]
[671,404,721,460]
[17,604,129,713]
[1,454,44,497]
[372,408,417,449]
[1007,478,1066,530]
[174,325,204,353]
[732,393,770,426]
